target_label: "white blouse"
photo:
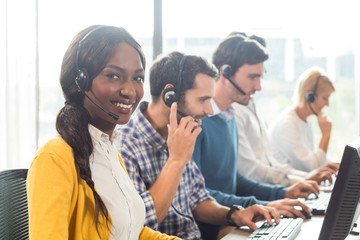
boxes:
[268,107,326,172]
[89,125,145,239]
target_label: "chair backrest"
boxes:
[0,169,29,240]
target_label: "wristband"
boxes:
[226,205,244,226]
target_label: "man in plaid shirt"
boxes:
[117,52,281,239]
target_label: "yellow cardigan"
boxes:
[27,135,180,240]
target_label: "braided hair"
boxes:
[56,25,145,234]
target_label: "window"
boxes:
[1,0,359,168]
[161,0,360,161]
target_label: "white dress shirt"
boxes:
[89,125,146,240]
[233,101,308,186]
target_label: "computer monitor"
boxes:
[319,137,360,240]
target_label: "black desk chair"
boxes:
[0,169,29,240]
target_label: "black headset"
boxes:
[74,25,106,91]
[305,75,322,103]
[221,34,248,95]
[221,34,247,79]
[162,54,187,107]
[73,25,121,121]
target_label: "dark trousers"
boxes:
[196,221,220,240]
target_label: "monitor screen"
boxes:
[319,137,360,240]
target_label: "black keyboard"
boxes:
[303,191,331,215]
[247,218,303,240]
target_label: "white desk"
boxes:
[221,216,360,239]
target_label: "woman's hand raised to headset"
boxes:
[317,112,332,138]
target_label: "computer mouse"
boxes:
[290,206,313,220]
[301,210,313,220]
[281,211,312,220]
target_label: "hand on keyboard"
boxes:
[307,162,339,184]
[229,204,280,231]
[247,218,303,240]
[306,192,319,200]
[303,191,331,215]
[267,198,312,220]
[284,180,319,199]
[319,175,336,192]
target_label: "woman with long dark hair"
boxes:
[27,25,179,240]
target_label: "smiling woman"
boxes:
[79,41,145,133]
[26,25,179,240]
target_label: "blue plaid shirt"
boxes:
[117,102,211,239]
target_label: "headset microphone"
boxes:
[74,25,119,122]
[75,78,120,121]
[221,64,247,95]
[84,92,120,121]
[305,75,321,117]
[308,102,318,116]
[177,110,187,118]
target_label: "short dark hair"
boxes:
[149,51,218,102]
[212,34,269,75]
[227,32,266,47]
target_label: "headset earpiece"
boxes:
[162,54,187,108]
[75,25,105,92]
[162,87,177,108]
[222,64,234,80]
[222,35,246,80]
[305,75,321,104]
[75,68,91,91]
[305,91,316,103]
